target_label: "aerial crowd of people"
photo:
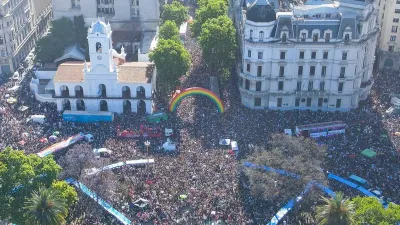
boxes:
[1,32,400,225]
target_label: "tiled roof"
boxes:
[53,62,86,82]
[54,61,154,84]
[118,62,154,83]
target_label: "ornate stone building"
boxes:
[0,0,52,73]
[377,0,400,70]
[236,0,378,111]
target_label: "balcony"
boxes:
[295,90,326,96]
[239,87,268,96]
[239,72,268,81]
[339,77,346,82]
[53,94,152,100]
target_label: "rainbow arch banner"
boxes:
[169,87,225,113]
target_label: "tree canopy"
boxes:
[23,187,69,225]
[199,15,237,81]
[159,20,181,42]
[243,134,327,202]
[191,0,227,37]
[35,16,88,63]
[149,38,191,97]
[0,148,77,224]
[316,192,355,225]
[162,0,188,26]
[351,196,400,225]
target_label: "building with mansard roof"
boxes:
[235,0,378,111]
[30,19,156,114]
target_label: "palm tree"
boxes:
[23,187,68,225]
[315,192,355,225]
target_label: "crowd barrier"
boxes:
[66,178,132,225]
[86,159,155,176]
[244,162,336,225]
[327,173,388,207]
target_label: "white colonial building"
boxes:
[237,0,378,111]
[31,20,156,114]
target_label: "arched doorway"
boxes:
[60,85,69,97]
[62,99,71,110]
[384,58,394,68]
[99,100,108,111]
[122,86,131,98]
[75,85,84,97]
[137,100,146,114]
[99,84,107,97]
[123,100,131,113]
[136,86,145,98]
[76,99,85,111]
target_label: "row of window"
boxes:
[97,0,114,4]
[97,7,115,14]
[62,99,146,113]
[248,30,343,42]
[243,80,345,92]
[71,0,80,8]
[246,64,347,78]
[131,0,140,6]
[252,97,342,108]
[60,85,146,98]
[247,50,348,60]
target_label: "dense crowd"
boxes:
[1,17,400,225]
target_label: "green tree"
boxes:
[191,0,227,37]
[73,15,87,47]
[23,187,68,225]
[149,39,191,97]
[159,20,181,42]
[50,17,76,45]
[73,15,89,59]
[162,0,188,26]
[351,196,400,225]
[243,134,327,202]
[0,148,76,224]
[35,35,64,63]
[199,15,236,81]
[35,16,89,62]
[315,192,355,225]
[51,181,78,206]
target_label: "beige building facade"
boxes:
[377,0,400,69]
[51,0,161,31]
[0,0,52,74]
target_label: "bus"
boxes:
[295,121,346,138]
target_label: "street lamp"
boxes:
[144,140,150,158]
[144,140,151,178]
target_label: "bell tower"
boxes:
[87,19,114,73]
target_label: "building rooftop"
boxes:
[246,0,277,23]
[118,62,154,83]
[54,44,86,63]
[53,61,154,84]
[140,31,157,54]
[54,61,86,83]
[294,0,339,16]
